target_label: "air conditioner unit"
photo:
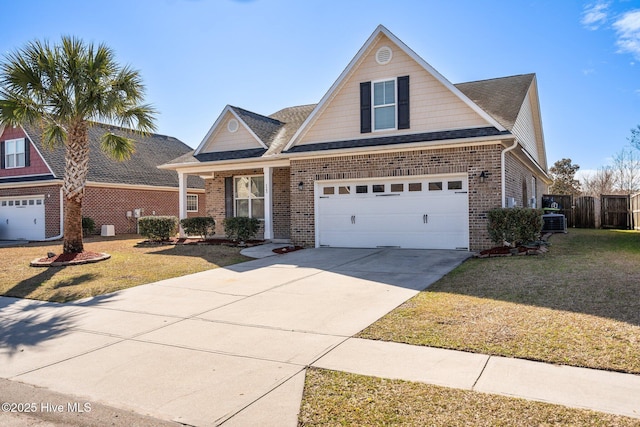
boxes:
[542,213,567,233]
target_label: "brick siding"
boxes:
[82,186,206,235]
[289,144,505,251]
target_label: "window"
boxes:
[338,186,351,195]
[234,176,264,219]
[448,181,462,190]
[372,184,385,193]
[186,194,198,212]
[356,185,368,194]
[390,183,404,192]
[323,187,335,195]
[373,79,396,130]
[4,138,25,168]
[408,183,422,192]
[428,182,443,191]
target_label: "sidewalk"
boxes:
[312,338,640,420]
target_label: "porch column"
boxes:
[263,166,273,240]
[178,171,188,237]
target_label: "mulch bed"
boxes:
[137,238,265,247]
[272,245,304,255]
[476,245,548,258]
[31,251,111,267]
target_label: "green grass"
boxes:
[299,368,640,426]
[358,229,640,374]
[0,235,250,302]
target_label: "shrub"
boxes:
[487,207,544,247]
[223,217,260,242]
[138,216,178,241]
[82,217,96,235]
[180,216,216,239]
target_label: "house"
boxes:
[0,123,205,240]
[160,25,550,251]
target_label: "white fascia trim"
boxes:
[165,157,291,175]
[193,105,268,156]
[21,127,58,178]
[86,181,205,193]
[284,25,505,152]
[0,179,62,189]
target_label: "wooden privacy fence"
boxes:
[574,196,596,228]
[631,193,640,231]
[601,195,631,229]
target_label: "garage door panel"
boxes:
[0,196,45,240]
[316,175,469,250]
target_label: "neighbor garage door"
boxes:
[0,196,45,240]
[316,175,469,250]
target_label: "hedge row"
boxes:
[487,207,544,247]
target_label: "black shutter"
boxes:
[360,82,372,133]
[0,141,4,169]
[225,177,234,218]
[24,138,30,167]
[398,75,410,130]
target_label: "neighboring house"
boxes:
[161,25,550,251]
[0,123,205,240]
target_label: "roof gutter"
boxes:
[501,139,519,208]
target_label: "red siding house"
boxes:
[0,123,205,240]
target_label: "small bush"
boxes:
[180,216,216,239]
[82,217,96,235]
[223,217,260,242]
[487,207,544,247]
[138,216,178,241]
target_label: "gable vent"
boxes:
[376,46,393,65]
[227,119,239,133]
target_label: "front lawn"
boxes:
[0,235,250,302]
[358,228,640,374]
[299,368,640,426]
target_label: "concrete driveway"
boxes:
[0,248,470,426]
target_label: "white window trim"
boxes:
[186,194,198,212]
[4,138,26,169]
[372,77,397,132]
[234,175,265,220]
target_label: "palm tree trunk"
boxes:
[62,121,90,254]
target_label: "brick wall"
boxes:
[204,167,290,240]
[82,186,206,235]
[290,144,505,250]
[0,185,62,238]
[0,127,52,178]
[504,152,547,209]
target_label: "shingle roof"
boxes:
[230,106,284,147]
[162,73,532,166]
[23,123,203,189]
[455,73,534,131]
[285,127,509,153]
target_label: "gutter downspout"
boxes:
[501,139,519,208]
[42,187,64,241]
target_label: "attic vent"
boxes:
[227,119,239,133]
[376,46,393,65]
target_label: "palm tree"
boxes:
[0,36,156,254]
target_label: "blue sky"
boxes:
[2,0,640,177]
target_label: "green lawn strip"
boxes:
[0,236,250,302]
[299,368,639,427]
[358,229,640,374]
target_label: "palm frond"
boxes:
[100,132,136,161]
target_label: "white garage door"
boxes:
[0,196,45,241]
[316,175,469,250]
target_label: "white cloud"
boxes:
[582,1,611,30]
[613,9,640,59]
